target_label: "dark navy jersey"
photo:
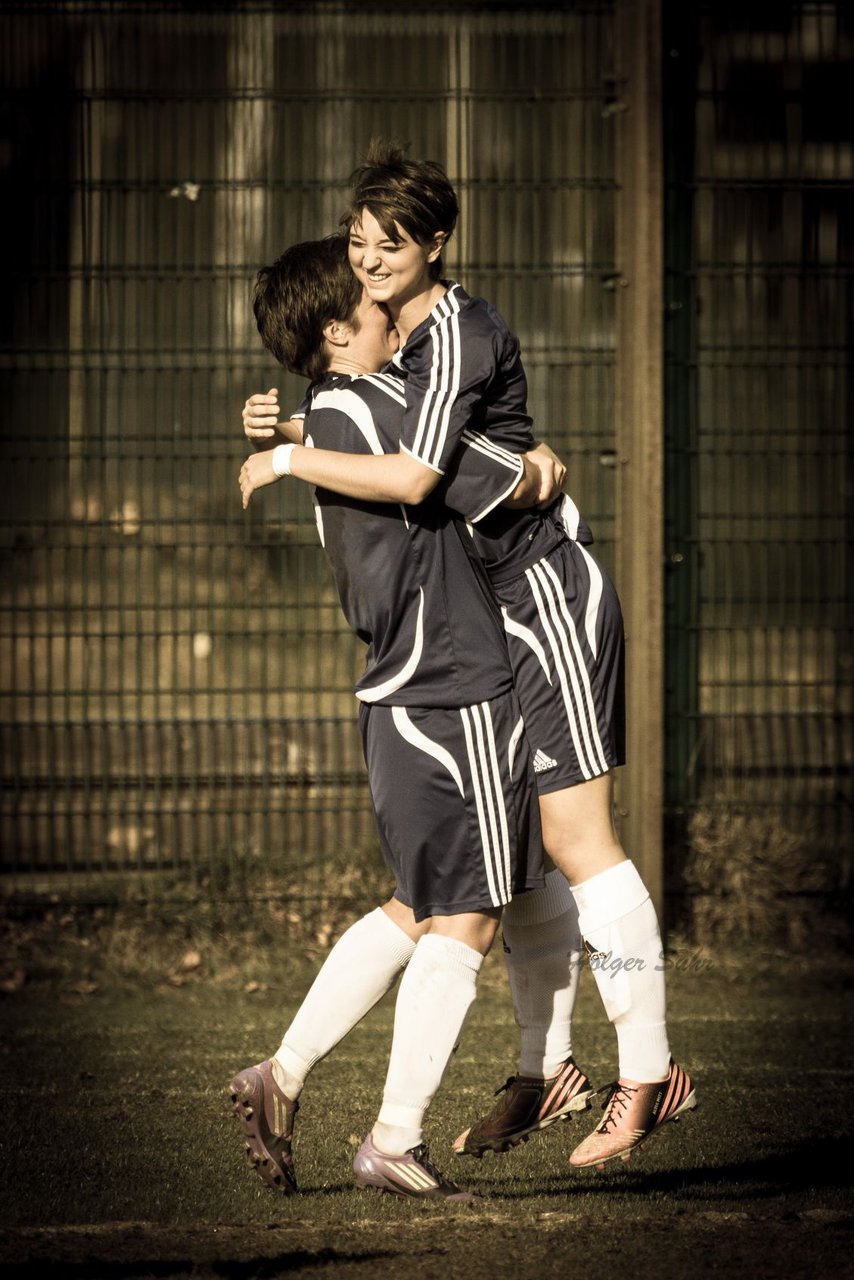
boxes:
[304,370,523,708]
[392,282,570,584]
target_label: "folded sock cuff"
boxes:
[415,932,484,975]
[502,869,574,926]
[571,860,650,935]
[371,906,418,966]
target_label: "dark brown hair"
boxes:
[344,139,458,280]
[252,234,362,381]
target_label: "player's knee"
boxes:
[429,907,502,957]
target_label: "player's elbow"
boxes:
[399,459,440,504]
[408,474,440,504]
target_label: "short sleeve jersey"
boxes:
[393,282,568,584]
[304,369,524,708]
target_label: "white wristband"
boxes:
[271,443,297,477]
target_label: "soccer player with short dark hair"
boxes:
[232,233,550,1201]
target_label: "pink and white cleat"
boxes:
[569,1060,696,1169]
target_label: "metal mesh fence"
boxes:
[664,1,853,922]
[1,2,619,903]
[3,1,849,927]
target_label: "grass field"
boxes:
[1,917,852,1280]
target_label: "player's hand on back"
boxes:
[244,388,304,450]
[526,440,567,506]
[243,387,285,456]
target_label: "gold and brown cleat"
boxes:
[228,1059,299,1193]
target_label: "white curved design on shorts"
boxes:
[460,702,512,907]
[526,559,609,780]
[577,543,603,660]
[560,493,581,540]
[501,607,552,684]
[507,715,526,779]
[390,707,465,798]
[356,589,425,703]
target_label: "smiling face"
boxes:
[348,208,445,316]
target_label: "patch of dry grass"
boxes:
[683,805,847,949]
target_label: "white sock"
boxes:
[272,907,415,1101]
[572,860,671,1082]
[373,932,483,1154]
[502,870,582,1078]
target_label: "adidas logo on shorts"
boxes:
[533,749,558,773]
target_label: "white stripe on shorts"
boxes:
[460,702,512,907]
[478,703,513,900]
[525,559,609,779]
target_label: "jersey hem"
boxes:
[534,756,625,795]
[400,439,445,475]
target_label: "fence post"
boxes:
[614,0,665,920]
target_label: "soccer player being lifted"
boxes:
[240,142,696,1173]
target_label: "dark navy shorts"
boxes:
[359,689,544,922]
[496,539,626,794]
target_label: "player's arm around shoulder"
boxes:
[242,387,304,449]
[288,443,439,505]
[239,431,441,510]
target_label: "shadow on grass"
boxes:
[485,1136,852,1202]
[2,1248,401,1279]
[212,1137,853,1207]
